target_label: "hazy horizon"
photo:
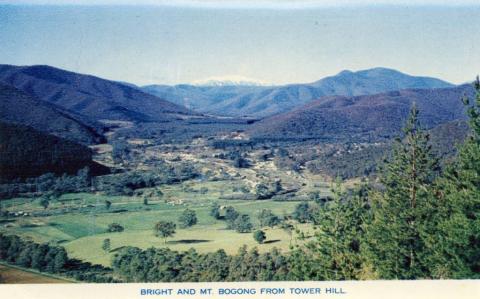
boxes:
[0,2,479,85]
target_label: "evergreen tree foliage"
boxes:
[366,104,439,279]
[428,77,480,278]
[289,182,372,280]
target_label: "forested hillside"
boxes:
[0,64,197,122]
[0,122,109,180]
[249,85,473,142]
[0,82,104,144]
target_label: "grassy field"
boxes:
[0,263,72,284]
[0,139,334,267]
[64,223,312,266]
[1,183,315,267]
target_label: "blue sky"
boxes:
[0,1,479,85]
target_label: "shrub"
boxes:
[253,230,266,244]
[107,223,124,233]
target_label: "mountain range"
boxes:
[141,68,453,117]
[0,63,474,180]
[0,64,197,123]
[0,64,472,146]
[248,85,473,142]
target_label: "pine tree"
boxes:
[366,104,439,279]
[289,181,372,280]
[429,77,480,278]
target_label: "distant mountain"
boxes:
[248,84,473,143]
[141,84,263,112]
[141,68,453,117]
[0,121,109,180]
[193,79,267,87]
[0,82,104,145]
[0,64,198,122]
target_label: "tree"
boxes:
[105,200,112,210]
[112,140,130,164]
[234,214,253,233]
[53,248,67,272]
[154,221,176,244]
[209,202,221,219]
[39,197,49,209]
[102,238,111,253]
[255,183,271,199]
[258,209,280,228]
[292,202,312,223]
[178,209,198,228]
[225,206,239,229]
[273,180,282,193]
[290,182,373,280]
[253,230,266,244]
[107,223,124,233]
[365,104,439,279]
[428,77,480,278]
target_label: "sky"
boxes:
[0,1,479,86]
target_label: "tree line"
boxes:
[112,245,290,282]
[0,234,118,282]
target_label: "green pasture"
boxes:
[0,182,316,266]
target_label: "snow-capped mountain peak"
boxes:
[191,75,269,86]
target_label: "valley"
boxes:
[1,125,334,266]
[0,64,477,282]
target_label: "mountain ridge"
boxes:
[141,67,453,117]
[248,84,473,143]
[0,82,105,144]
[0,64,199,123]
